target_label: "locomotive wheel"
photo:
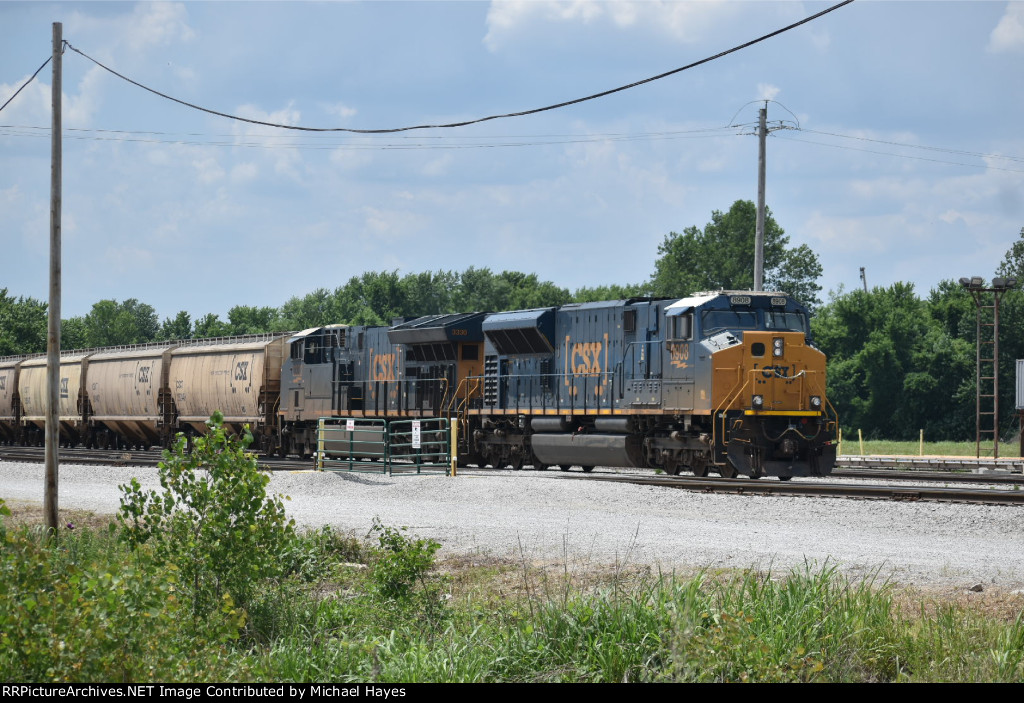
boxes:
[778,476,793,482]
[690,460,709,478]
[662,456,681,476]
[536,463,549,471]
[510,456,524,471]
[580,465,594,473]
[718,463,738,479]
[557,465,567,472]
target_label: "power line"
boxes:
[770,133,1024,174]
[794,127,1024,165]
[0,123,743,151]
[0,54,53,114]
[61,0,854,134]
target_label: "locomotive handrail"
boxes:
[712,371,753,458]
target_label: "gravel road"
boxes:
[2,459,1023,591]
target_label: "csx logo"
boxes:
[59,377,69,399]
[137,366,151,384]
[371,352,397,382]
[571,342,604,375]
[235,361,249,381]
[761,365,791,379]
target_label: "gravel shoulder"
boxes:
[2,460,1023,592]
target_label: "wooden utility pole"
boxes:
[754,105,766,291]
[45,21,62,534]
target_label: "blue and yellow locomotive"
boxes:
[279,291,836,478]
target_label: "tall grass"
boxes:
[2,504,1021,683]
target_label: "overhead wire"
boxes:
[774,132,1024,174]
[60,0,855,133]
[0,54,53,114]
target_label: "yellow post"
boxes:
[450,419,458,477]
[837,428,842,456]
[858,428,864,455]
[919,429,924,456]
[317,418,325,470]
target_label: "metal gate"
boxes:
[317,417,451,476]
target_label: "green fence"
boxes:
[317,417,451,476]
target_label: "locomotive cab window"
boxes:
[668,313,692,341]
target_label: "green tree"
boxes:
[82,299,159,347]
[573,283,649,303]
[279,288,339,330]
[0,290,47,355]
[812,283,974,440]
[60,316,88,351]
[227,305,281,335]
[192,313,230,339]
[159,311,193,341]
[650,200,823,308]
[996,226,1024,278]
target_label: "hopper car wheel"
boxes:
[581,465,594,473]
[557,465,567,472]
[510,456,524,471]
[536,463,549,471]
[778,476,793,482]
[690,461,709,478]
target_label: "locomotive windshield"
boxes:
[701,310,759,335]
[764,311,808,333]
[700,308,809,337]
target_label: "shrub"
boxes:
[118,412,295,624]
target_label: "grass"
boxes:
[2,503,1022,683]
[838,439,1022,458]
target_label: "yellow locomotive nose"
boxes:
[740,331,825,415]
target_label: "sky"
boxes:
[1,0,1023,323]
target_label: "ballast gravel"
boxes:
[2,459,1022,591]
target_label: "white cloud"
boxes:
[989,2,1024,53]
[757,83,781,102]
[68,2,195,53]
[192,155,225,185]
[322,102,358,120]
[484,0,737,51]
[233,103,304,180]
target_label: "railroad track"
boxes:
[3,446,1023,505]
[546,472,1024,506]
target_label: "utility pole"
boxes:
[754,105,767,291]
[859,267,868,292]
[45,22,62,535]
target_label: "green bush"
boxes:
[118,412,295,624]
[0,501,248,682]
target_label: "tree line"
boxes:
[2,201,1021,442]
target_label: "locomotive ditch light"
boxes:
[752,394,764,410]
[810,395,822,410]
[772,337,784,357]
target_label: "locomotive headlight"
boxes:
[752,394,764,410]
[810,395,822,410]
[772,337,785,357]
